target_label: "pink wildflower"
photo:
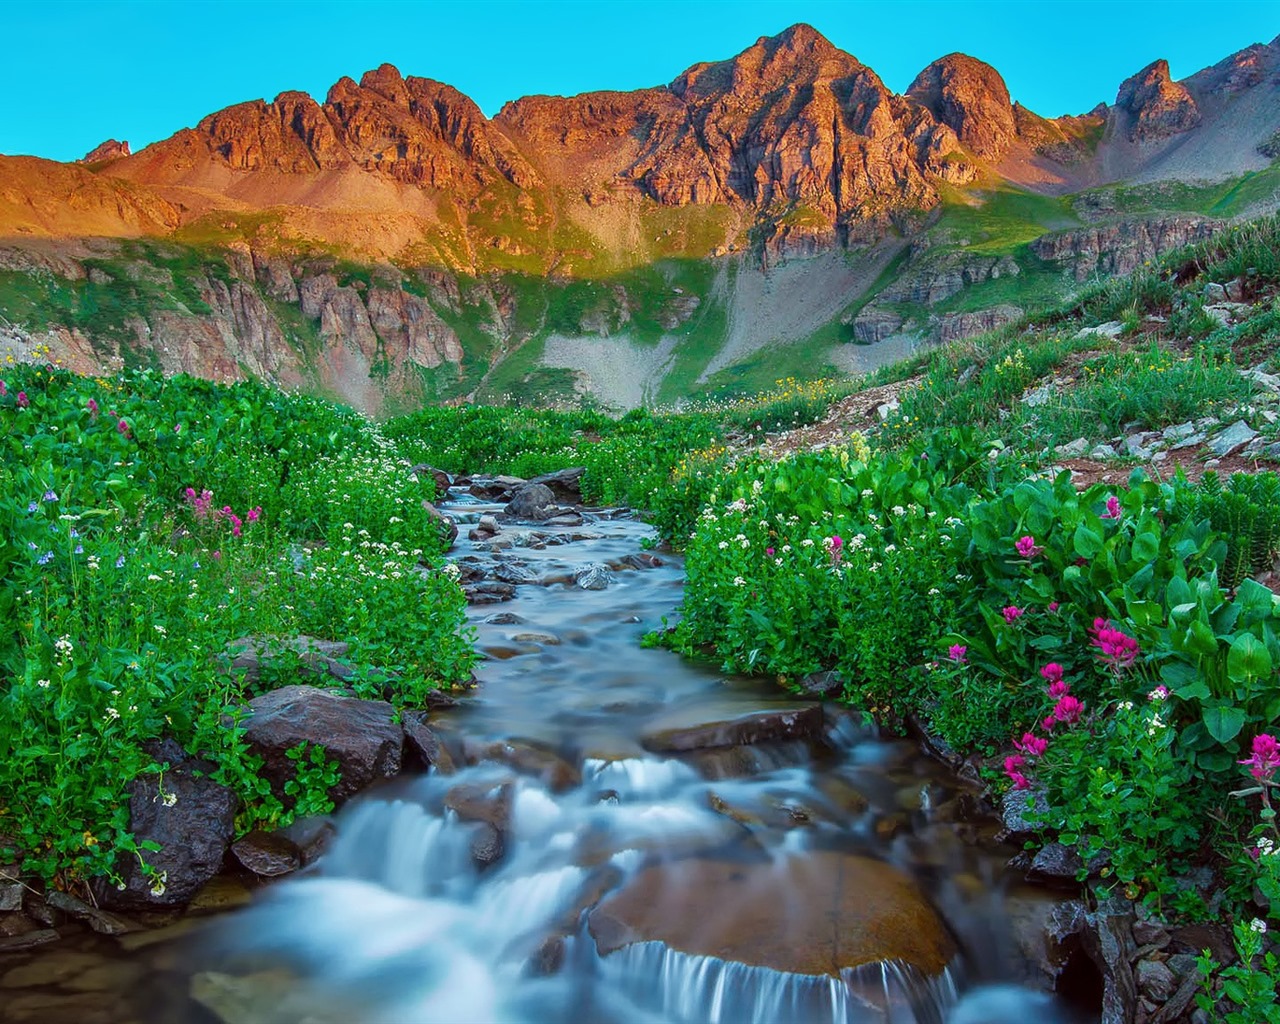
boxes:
[1003,754,1030,789]
[0,380,6,396]
[1014,732,1049,757]
[1040,663,1064,684]
[16,391,29,408]
[1101,495,1122,520]
[1090,619,1139,670]
[1047,601,1060,613]
[246,507,261,524]
[87,397,99,419]
[1241,734,1280,782]
[1041,715,1057,732]
[1002,605,1024,625]
[1047,679,1070,699]
[1015,535,1041,559]
[117,418,130,438]
[947,644,968,663]
[1052,695,1084,725]
[824,535,843,568]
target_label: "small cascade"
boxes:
[598,943,962,1024]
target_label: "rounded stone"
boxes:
[588,851,955,977]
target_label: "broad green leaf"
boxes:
[1227,633,1273,683]
[1202,705,1247,744]
[1073,523,1103,560]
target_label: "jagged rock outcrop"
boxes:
[906,54,1017,160]
[934,303,1022,342]
[78,139,131,164]
[1030,216,1221,280]
[1115,60,1201,142]
[879,252,1021,305]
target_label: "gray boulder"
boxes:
[505,483,557,520]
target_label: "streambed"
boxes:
[1,493,1081,1023]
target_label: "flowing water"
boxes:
[3,495,1080,1023]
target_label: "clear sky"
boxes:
[3,0,1277,162]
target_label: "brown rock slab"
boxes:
[641,702,824,752]
[589,852,954,977]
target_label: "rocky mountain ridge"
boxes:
[0,26,1278,412]
[4,25,1277,265]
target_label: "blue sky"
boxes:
[3,0,1277,161]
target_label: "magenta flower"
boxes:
[0,380,6,397]
[1003,754,1030,789]
[1040,663,1064,684]
[1241,734,1280,782]
[1041,715,1057,732]
[1014,732,1049,757]
[246,506,262,524]
[1047,679,1070,699]
[1047,601,1060,613]
[1090,619,1139,670]
[1052,695,1084,724]
[1002,605,1024,625]
[947,644,968,663]
[1015,535,1042,559]
[16,391,29,408]
[765,546,774,556]
[1101,495,1122,520]
[117,418,130,438]
[87,397,99,419]
[824,535,843,568]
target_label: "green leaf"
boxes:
[1186,620,1219,657]
[1073,523,1103,560]
[1227,633,1273,684]
[1202,705,1247,744]
[1131,530,1159,563]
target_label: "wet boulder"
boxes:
[242,685,403,804]
[505,483,557,520]
[231,830,301,878]
[573,563,613,590]
[589,852,955,977]
[93,756,238,910]
[641,703,825,753]
[527,467,586,502]
[469,475,526,501]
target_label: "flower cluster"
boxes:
[1004,664,1089,789]
[1241,733,1280,782]
[1014,535,1042,559]
[1091,618,1139,671]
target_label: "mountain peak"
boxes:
[906,53,1016,160]
[1116,58,1200,141]
[78,139,130,164]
